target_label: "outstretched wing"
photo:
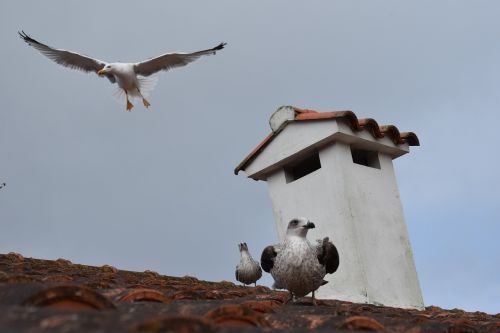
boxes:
[134,42,226,77]
[260,245,277,273]
[316,237,339,274]
[18,31,114,82]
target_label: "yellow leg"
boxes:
[125,90,134,111]
[136,88,151,109]
[126,99,134,111]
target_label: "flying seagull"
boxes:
[261,217,339,305]
[18,31,226,111]
[235,242,262,287]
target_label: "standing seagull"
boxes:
[235,243,262,287]
[261,217,339,305]
[18,31,226,111]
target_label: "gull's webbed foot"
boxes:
[142,98,151,108]
[126,100,134,111]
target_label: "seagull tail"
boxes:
[136,74,159,98]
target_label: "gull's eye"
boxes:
[290,220,298,226]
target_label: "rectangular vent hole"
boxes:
[351,148,381,169]
[285,152,321,183]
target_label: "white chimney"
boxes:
[235,106,424,309]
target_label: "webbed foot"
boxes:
[126,100,134,111]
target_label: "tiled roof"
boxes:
[234,107,420,175]
[1,253,498,332]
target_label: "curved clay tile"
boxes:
[22,285,115,310]
[204,304,270,327]
[293,108,317,114]
[42,275,73,283]
[240,300,282,313]
[379,125,404,145]
[234,133,274,175]
[55,258,73,266]
[339,316,385,331]
[171,289,210,300]
[266,291,290,304]
[401,132,420,146]
[100,265,118,274]
[5,252,24,263]
[358,118,383,138]
[296,110,360,131]
[119,288,170,303]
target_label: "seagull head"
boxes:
[238,242,249,253]
[286,217,315,238]
[97,64,113,76]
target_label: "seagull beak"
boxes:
[303,222,316,229]
[97,69,106,76]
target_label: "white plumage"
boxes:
[19,31,226,111]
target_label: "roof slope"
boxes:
[0,253,498,332]
[235,107,420,175]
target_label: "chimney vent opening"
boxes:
[351,147,381,169]
[285,152,321,183]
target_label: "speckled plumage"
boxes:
[235,243,262,286]
[271,237,326,297]
[261,217,339,302]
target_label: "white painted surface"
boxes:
[243,117,424,309]
[245,119,409,181]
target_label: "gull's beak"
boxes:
[303,221,315,229]
[97,69,106,76]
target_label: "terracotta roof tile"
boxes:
[235,107,420,175]
[0,253,498,332]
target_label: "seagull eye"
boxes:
[290,220,298,226]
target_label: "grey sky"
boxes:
[1,1,499,313]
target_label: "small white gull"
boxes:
[235,242,262,287]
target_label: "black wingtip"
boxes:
[18,30,37,45]
[213,42,227,51]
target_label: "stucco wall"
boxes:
[245,119,409,181]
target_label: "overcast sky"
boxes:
[1,1,499,314]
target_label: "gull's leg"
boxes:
[136,88,150,108]
[125,90,134,111]
[285,291,295,304]
[312,290,317,306]
[254,282,257,287]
